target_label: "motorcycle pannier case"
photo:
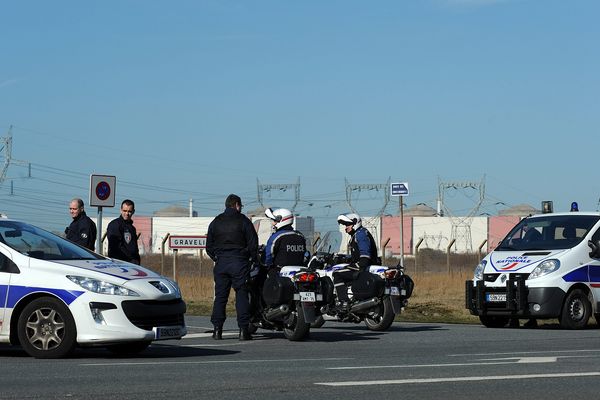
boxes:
[351,271,385,300]
[262,273,295,306]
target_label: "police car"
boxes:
[0,218,186,358]
[466,211,600,329]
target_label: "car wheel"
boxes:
[17,297,77,359]
[560,289,591,329]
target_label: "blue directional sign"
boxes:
[391,182,409,196]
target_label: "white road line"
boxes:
[315,372,600,386]
[183,332,239,339]
[327,359,551,370]
[81,357,352,367]
[449,349,600,357]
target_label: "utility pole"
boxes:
[1,126,31,188]
[438,175,486,252]
[344,177,391,215]
[257,177,301,212]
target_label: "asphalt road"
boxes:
[2,316,600,399]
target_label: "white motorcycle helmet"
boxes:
[337,213,362,231]
[265,207,294,230]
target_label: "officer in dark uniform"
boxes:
[263,207,306,268]
[333,213,379,308]
[65,198,97,251]
[206,194,258,341]
[106,199,141,264]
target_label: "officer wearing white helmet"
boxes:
[263,207,306,268]
[334,212,379,308]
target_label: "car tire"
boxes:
[17,297,77,359]
[560,289,591,330]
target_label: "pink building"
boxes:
[381,216,413,256]
[487,216,520,251]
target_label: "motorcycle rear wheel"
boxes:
[283,302,311,341]
[364,297,395,331]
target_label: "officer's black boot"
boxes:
[212,325,223,340]
[239,326,252,341]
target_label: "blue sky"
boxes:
[1,0,599,235]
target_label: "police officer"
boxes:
[333,213,379,308]
[106,199,141,264]
[263,207,306,268]
[65,198,97,251]
[206,194,258,341]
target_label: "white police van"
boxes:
[466,211,600,329]
[0,218,186,358]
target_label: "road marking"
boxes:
[81,357,352,367]
[449,349,600,357]
[182,332,239,339]
[328,356,558,370]
[315,372,600,386]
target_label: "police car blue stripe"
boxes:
[0,285,7,307]
[3,285,85,308]
[588,265,600,283]
[562,266,589,283]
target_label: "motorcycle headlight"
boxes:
[473,260,486,281]
[67,275,140,296]
[528,259,560,280]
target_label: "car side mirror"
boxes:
[588,240,600,258]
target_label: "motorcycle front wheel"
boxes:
[364,297,395,331]
[283,302,311,341]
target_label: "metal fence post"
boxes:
[161,233,170,276]
[447,239,456,274]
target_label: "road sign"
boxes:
[90,174,116,207]
[169,235,207,249]
[391,182,409,196]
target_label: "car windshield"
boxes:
[496,215,600,251]
[0,220,103,261]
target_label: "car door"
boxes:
[0,247,20,335]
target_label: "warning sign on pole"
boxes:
[90,174,116,207]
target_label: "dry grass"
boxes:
[140,254,479,323]
[399,271,479,324]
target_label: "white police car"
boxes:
[466,212,600,329]
[0,218,186,358]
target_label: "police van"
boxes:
[0,218,186,358]
[466,210,600,329]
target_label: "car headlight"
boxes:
[67,275,140,296]
[166,278,182,297]
[528,259,560,280]
[474,260,486,281]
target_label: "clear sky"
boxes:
[1,0,599,236]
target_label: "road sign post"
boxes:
[90,174,116,255]
[168,236,207,281]
[391,182,410,267]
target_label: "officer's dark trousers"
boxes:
[211,257,251,329]
[333,266,359,302]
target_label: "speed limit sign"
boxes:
[89,174,116,207]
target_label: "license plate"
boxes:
[486,293,507,302]
[390,286,400,295]
[300,291,316,302]
[153,326,184,340]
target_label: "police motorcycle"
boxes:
[308,252,414,331]
[246,208,330,341]
[246,250,330,340]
